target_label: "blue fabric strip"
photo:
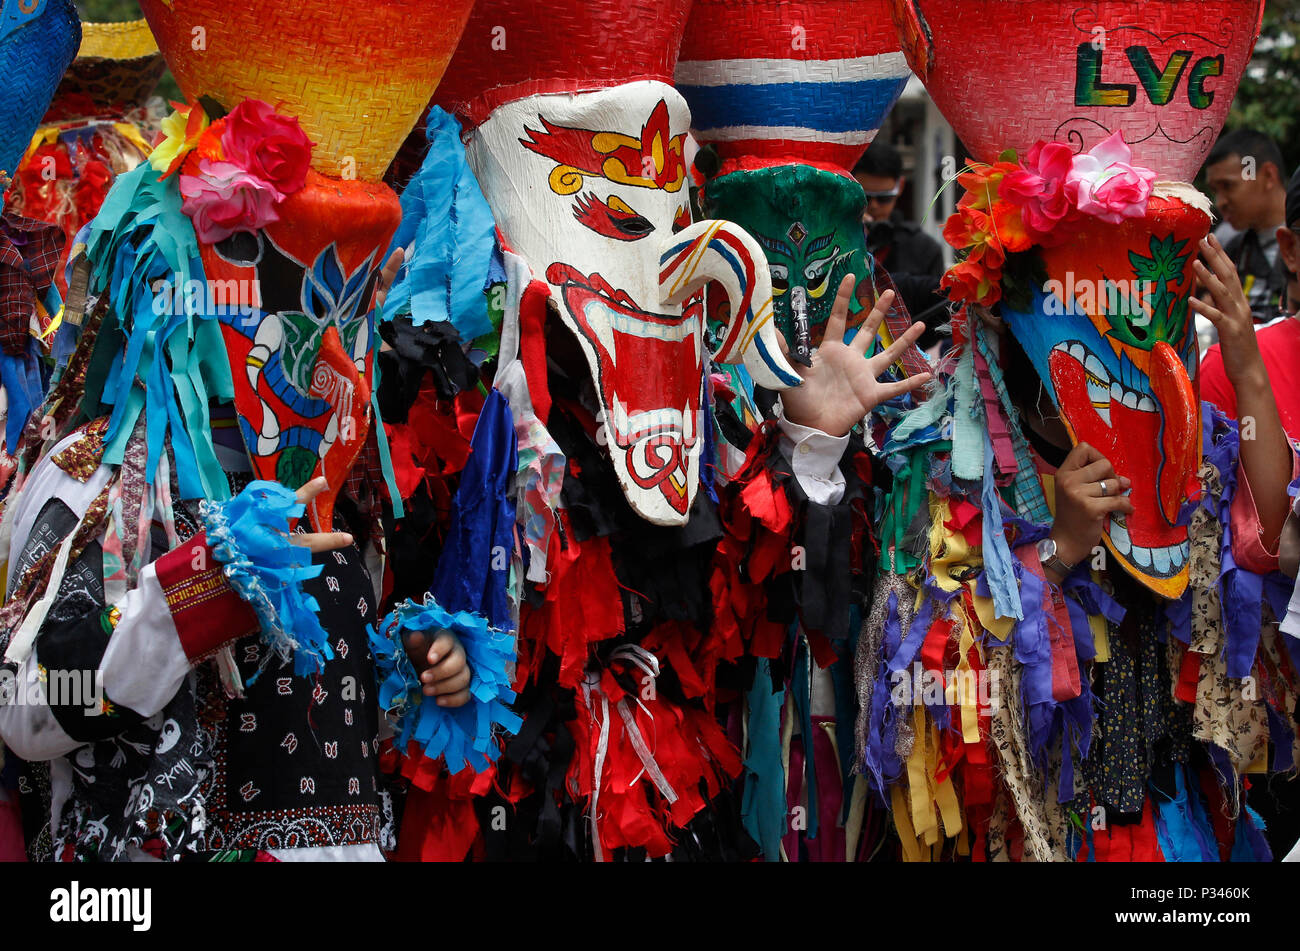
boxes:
[741,659,787,862]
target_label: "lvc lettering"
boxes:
[1076,44,1225,109]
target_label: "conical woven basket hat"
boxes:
[677,0,911,174]
[138,0,476,181]
[890,0,1264,181]
[78,19,159,60]
[435,0,692,130]
[1,0,80,181]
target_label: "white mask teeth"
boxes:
[587,297,693,344]
[622,406,687,443]
[590,303,617,367]
[1055,342,1163,420]
[1107,516,1131,554]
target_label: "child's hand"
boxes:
[403,629,471,707]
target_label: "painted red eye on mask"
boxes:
[572,191,655,241]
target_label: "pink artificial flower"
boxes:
[179,159,283,244]
[1065,131,1157,224]
[220,99,313,197]
[999,141,1076,236]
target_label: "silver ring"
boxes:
[1099,480,1108,497]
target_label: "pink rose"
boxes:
[1065,131,1157,224]
[179,159,283,244]
[999,141,1075,236]
[220,99,313,197]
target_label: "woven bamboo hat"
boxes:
[137,0,476,181]
[434,0,693,131]
[0,0,81,181]
[53,19,165,113]
[677,0,911,176]
[889,0,1264,181]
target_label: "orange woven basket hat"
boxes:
[889,0,1264,181]
[137,0,476,181]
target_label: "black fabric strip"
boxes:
[37,612,146,743]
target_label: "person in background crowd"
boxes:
[855,140,948,348]
[1203,129,1290,324]
[1278,168,1300,317]
[1201,168,1300,439]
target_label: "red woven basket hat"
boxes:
[434,0,693,131]
[889,0,1265,181]
[677,0,911,175]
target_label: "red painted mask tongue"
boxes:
[306,326,371,533]
[1150,340,1201,523]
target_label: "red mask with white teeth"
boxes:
[462,83,798,525]
[1001,193,1209,598]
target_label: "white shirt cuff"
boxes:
[775,401,849,506]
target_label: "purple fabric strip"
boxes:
[1267,704,1296,774]
[1061,572,1129,662]
[1012,565,1056,765]
[1220,520,1265,680]
[863,592,903,796]
[1164,591,1193,645]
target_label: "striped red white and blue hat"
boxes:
[676,0,910,176]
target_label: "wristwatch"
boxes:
[1036,537,1077,578]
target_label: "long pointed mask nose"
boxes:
[1150,340,1201,524]
[304,325,371,533]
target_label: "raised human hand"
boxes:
[779,276,932,437]
[374,246,405,315]
[1048,442,1134,571]
[1189,234,1262,391]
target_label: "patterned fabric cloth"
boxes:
[204,514,386,852]
[1084,597,1186,817]
[341,431,387,551]
[9,463,391,860]
[0,212,64,355]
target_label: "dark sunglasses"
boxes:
[863,189,901,201]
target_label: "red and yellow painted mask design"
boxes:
[465,83,797,525]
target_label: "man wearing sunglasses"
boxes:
[1201,167,1300,440]
[855,140,948,349]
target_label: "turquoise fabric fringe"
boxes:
[379,106,497,342]
[200,480,332,678]
[85,163,233,501]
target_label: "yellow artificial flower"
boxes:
[149,102,210,179]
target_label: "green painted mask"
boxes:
[702,163,874,363]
